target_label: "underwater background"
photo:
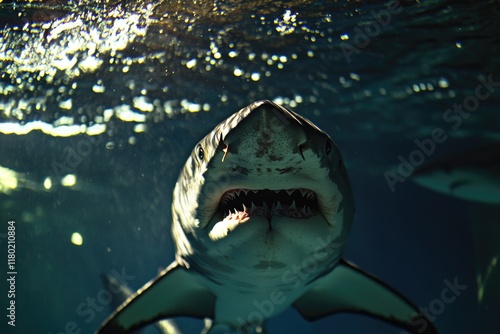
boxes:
[0,0,499,333]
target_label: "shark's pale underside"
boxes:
[98,100,437,334]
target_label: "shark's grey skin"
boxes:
[98,100,437,334]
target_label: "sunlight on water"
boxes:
[0,0,471,146]
[1,0,438,140]
[0,165,18,193]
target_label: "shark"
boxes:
[98,100,437,334]
[412,146,500,332]
[411,145,500,205]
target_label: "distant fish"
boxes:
[412,145,500,204]
[102,272,181,334]
[412,145,500,332]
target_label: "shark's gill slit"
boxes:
[217,188,317,221]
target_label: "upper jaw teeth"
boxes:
[218,188,318,220]
[222,188,316,197]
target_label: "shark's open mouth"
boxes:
[218,188,318,220]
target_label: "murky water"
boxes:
[0,1,499,333]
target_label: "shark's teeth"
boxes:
[218,188,317,220]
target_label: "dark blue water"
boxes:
[0,1,499,333]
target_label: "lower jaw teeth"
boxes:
[224,204,314,219]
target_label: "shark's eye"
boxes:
[197,145,205,160]
[325,141,331,155]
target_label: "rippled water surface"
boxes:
[0,1,499,333]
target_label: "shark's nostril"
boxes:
[298,144,306,161]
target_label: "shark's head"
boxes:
[172,100,354,286]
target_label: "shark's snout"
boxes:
[222,101,308,163]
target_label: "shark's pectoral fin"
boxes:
[97,261,216,334]
[293,259,438,334]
